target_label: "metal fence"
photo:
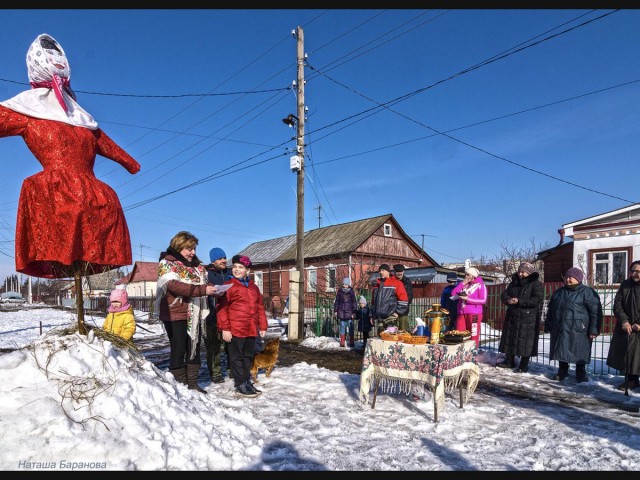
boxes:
[299,284,621,376]
[82,284,621,376]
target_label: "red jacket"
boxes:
[371,275,409,319]
[217,276,268,338]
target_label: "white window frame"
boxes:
[592,249,628,285]
[383,223,392,237]
[307,268,317,293]
[326,265,337,292]
[253,271,264,294]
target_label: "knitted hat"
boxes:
[518,262,535,275]
[564,267,584,283]
[108,287,130,313]
[379,264,391,273]
[232,254,252,268]
[465,267,480,278]
[342,277,351,286]
[110,287,128,304]
[359,296,367,305]
[446,272,458,283]
[393,264,405,272]
[209,247,226,262]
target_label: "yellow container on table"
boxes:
[424,303,450,344]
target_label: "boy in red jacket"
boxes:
[217,255,268,398]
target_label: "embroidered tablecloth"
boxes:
[359,338,479,418]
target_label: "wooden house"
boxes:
[236,214,439,304]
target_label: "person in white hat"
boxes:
[355,296,372,350]
[450,267,487,348]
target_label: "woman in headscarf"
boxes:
[155,231,218,394]
[0,33,140,278]
[496,262,544,373]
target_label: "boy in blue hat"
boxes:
[205,247,229,383]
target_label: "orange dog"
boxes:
[251,338,280,383]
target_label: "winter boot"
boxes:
[169,367,188,386]
[186,364,207,394]
[339,334,346,347]
[235,382,258,398]
[349,334,355,348]
[553,362,569,381]
[575,363,588,383]
[245,380,262,396]
[497,354,515,369]
[517,356,530,373]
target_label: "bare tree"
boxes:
[493,237,551,282]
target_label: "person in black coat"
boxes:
[496,262,543,373]
[606,260,640,391]
[440,272,460,331]
[356,296,372,351]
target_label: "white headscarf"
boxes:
[0,33,98,129]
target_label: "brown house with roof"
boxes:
[236,214,440,305]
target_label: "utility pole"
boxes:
[314,204,322,229]
[294,25,306,341]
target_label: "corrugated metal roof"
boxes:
[236,235,296,264]
[238,214,393,263]
[85,270,124,291]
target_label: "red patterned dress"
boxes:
[0,105,140,278]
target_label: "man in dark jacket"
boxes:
[371,264,409,335]
[205,247,229,384]
[440,272,460,330]
[393,264,413,332]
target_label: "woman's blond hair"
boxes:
[169,231,199,252]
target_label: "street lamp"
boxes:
[282,114,298,128]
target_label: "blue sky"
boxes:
[0,9,639,281]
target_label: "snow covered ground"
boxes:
[0,305,639,471]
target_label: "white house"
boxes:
[561,203,640,285]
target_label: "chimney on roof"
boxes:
[558,228,565,245]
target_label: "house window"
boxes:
[308,268,317,293]
[327,267,337,291]
[383,224,392,237]
[593,251,627,285]
[254,271,263,294]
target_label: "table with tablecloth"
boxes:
[359,338,479,422]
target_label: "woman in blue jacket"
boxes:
[544,267,600,383]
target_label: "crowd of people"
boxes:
[149,250,640,397]
[147,248,640,399]
[103,234,631,399]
